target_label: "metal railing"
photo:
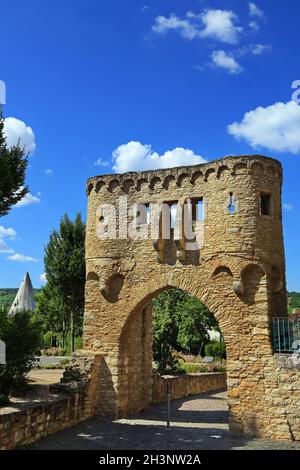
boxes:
[272,318,300,353]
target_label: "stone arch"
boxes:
[149,177,161,190]
[163,175,176,189]
[177,173,190,187]
[108,179,120,192]
[101,273,124,303]
[237,263,266,306]
[204,168,215,181]
[122,179,135,193]
[136,178,148,191]
[217,165,230,179]
[95,180,106,193]
[87,182,94,195]
[232,162,247,176]
[191,170,203,185]
[118,276,234,415]
[250,161,265,175]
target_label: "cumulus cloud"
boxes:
[7,253,38,263]
[199,9,242,44]
[250,43,271,55]
[228,101,300,154]
[3,117,36,153]
[0,226,16,254]
[0,239,14,254]
[40,273,47,283]
[112,141,207,173]
[44,169,54,176]
[94,158,110,167]
[152,14,199,40]
[15,190,41,207]
[0,226,17,239]
[152,9,242,44]
[248,2,264,19]
[211,50,243,74]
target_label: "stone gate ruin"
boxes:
[81,154,300,441]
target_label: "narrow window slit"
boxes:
[229,193,236,214]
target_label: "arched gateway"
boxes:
[80,155,300,441]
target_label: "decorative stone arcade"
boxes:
[83,155,300,440]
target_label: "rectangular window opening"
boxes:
[260,193,272,216]
[192,198,204,222]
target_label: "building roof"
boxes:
[8,272,36,315]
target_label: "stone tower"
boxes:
[83,155,300,440]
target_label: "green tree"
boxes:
[0,107,29,217]
[176,296,217,355]
[152,291,180,371]
[41,213,85,353]
[0,308,42,399]
[35,283,69,349]
[152,289,220,371]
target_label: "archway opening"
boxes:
[118,287,227,419]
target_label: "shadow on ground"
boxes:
[26,390,300,450]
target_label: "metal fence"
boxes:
[272,318,300,353]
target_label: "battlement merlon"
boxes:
[86,154,283,195]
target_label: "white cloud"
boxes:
[0,226,17,239]
[283,203,293,211]
[44,169,53,176]
[40,273,47,283]
[211,50,243,74]
[3,117,36,153]
[15,190,41,207]
[94,158,110,167]
[200,9,242,44]
[0,239,14,254]
[152,14,199,40]
[249,20,260,31]
[7,253,38,263]
[152,9,242,44]
[251,43,271,55]
[248,2,264,19]
[228,101,300,154]
[0,226,16,254]
[112,141,207,173]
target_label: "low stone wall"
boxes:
[0,350,101,450]
[0,392,90,450]
[152,372,227,404]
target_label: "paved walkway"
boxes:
[28,390,300,450]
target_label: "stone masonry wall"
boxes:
[152,372,227,404]
[0,391,88,450]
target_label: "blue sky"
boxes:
[0,0,300,290]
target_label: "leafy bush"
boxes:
[205,340,226,359]
[0,308,42,399]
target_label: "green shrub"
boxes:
[205,340,226,359]
[0,308,42,399]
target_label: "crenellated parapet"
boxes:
[86,155,282,195]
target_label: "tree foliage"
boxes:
[0,107,29,217]
[0,308,42,398]
[152,289,219,371]
[37,213,85,352]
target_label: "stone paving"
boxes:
[27,390,300,450]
